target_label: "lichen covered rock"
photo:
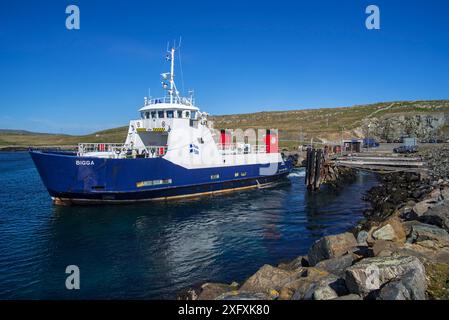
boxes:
[345,254,426,296]
[308,232,358,266]
[239,264,299,294]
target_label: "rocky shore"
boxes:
[179,145,449,300]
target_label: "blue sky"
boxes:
[1,0,448,134]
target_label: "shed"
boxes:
[343,139,362,153]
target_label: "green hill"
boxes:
[1,99,448,150]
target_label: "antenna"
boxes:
[160,39,187,104]
[178,37,185,95]
[168,42,175,103]
[188,89,194,104]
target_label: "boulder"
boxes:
[311,284,338,300]
[404,221,449,247]
[292,274,347,300]
[372,224,397,241]
[357,230,369,246]
[428,188,442,202]
[376,270,427,300]
[308,232,358,266]
[314,254,355,277]
[198,282,237,300]
[386,217,407,242]
[418,203,449,231]
[345,254,426,296]
[399,202,416,220]
[372,240,403,257]
[412,200,433,217]
[377,281,411,300]
[392,243,449,265]
[239,265,299,294]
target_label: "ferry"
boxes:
[30,44,293,204]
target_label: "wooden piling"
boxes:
[305,147,325,191]
[314,149,323,190]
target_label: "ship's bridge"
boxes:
[138,96,199,122]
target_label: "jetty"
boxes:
[334,155,426,172]
[304,144,428,190]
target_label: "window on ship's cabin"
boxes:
[191,111,197,119]
[185,111,190,118]
[158,110,164,118]
[166,110,174,118]
[150,111,156,119]
[177,110,183,118]
[145,112,150,119]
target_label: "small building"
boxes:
[343,139,362,153]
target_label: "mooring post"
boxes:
[314,149,323,190]
[306,147,316,190]
[305,148,326,191]
[305,147,311,187]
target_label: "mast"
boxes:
[169,47,175,104]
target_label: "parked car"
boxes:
[393,145,418,154]
[363,137,379,148]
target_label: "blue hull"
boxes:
[30,150,293,204]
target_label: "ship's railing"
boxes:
[78,143,168,158]
[145,96,193,106]
[217,143,268,155]
[78,143,124,155]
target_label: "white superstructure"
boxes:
[78,44,282,169]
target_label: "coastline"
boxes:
[181,145,449,300]
[0,146,77,152]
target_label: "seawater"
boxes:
[0,152,378,299]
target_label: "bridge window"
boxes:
[185,111,190,118]
[158,110,164,118]
[144,112,150,119]
[191,111,197,119]
[150,111,156,118]
[166,110,174,118]
[177,110,183,118]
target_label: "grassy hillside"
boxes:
[210,100,449,142]
[1,99,448,149]
[0,126,128,147]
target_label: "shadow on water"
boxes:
[0,152,379,299]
